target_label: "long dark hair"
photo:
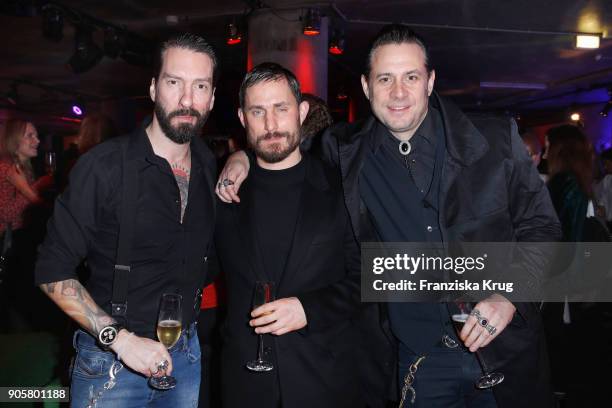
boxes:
[546,125,593,196]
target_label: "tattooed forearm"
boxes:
[40,279,114,335]
[41,282,56,294]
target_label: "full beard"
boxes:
[155,103,209,144]
[249,130,301,164]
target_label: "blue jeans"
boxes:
[70,324,201,408]
[398,346,498,408]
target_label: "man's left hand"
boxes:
[250,297,307,336]
[460,294,516,352]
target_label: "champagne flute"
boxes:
[450,301,505,389]
[44,152,56,175]
[149,293,182,390]
[246,281,275,372]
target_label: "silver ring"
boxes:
[470,309,489,328]
[157,360,169,371]
[221,178,234,187]
[485,323,497,336]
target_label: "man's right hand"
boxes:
[111,330,173,378]
[216,150,249,203]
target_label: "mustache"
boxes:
[167,108,201,120]
[256,131,290,142]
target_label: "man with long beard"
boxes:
[35,33,217,407]
[213,62,365,407]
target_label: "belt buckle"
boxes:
[442,334,459,349]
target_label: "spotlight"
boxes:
[302,8,321,36]
[72,104,83,116]
[576,34,600,49]
[570,112,581,121]
[104,27,126,59]
[329,30,344,55]
[227,22,242,45]
[42,5,63,42]
[67,26,104,73]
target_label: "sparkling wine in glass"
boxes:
[451,302,505,389]
[44,152,56,175]
[149,293,182,390]
[246,281,275,372]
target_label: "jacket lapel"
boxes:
[432,92,489,237]
[337,117,376,241]
[277,157,330,294]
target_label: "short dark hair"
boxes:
[239,62,302,109]
[365,24,432,78]
[154,33,218,85]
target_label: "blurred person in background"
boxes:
[543,124,611,407]
[60,113,117,189]
[545,125,596,242]
[521,131,547,182]
[593,148,612,227]
[0,118,54,331]
[299,93,333,153]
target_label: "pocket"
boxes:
[72,347,114,379]
[186,334,201,364]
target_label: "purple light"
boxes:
[72,105,83,115]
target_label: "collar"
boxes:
[369,104,437,155]
[125,117,209,173]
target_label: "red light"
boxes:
[227,36,241,45]
[303,29,320,36]
[329,45,343,55]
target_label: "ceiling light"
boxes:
[570,112,581,121]
[303,8,321,36]
[42,6,63,42]
[576,34,600,49]
[227,22,242,45]
[68,26,104,73]
[329,30,345,55]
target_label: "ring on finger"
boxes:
[157,360,169,371]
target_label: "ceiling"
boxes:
[1,0,611,133]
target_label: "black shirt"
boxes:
[361,105,444,241]
[359,106,450,355]
[251,158,306,283]
[35,125,216,338]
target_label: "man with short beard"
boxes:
[35,33,217,407]
[213,62,364,408]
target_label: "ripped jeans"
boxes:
[70,324,201,408]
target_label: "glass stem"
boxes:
[474,350,490,374]
[257,334,265,362]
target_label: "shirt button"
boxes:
[427,226,433,232]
